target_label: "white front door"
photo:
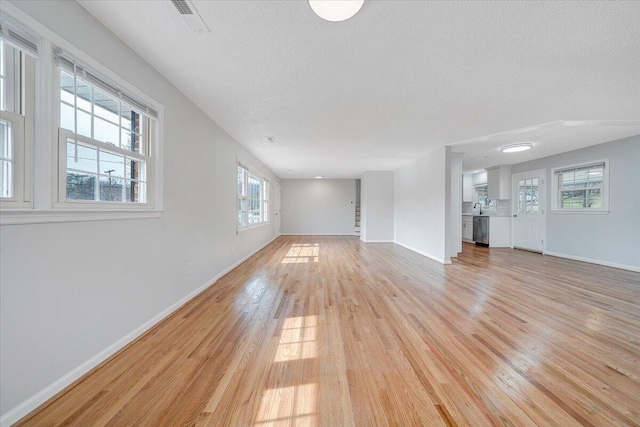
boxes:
[512,170,546,252]
[275,182,281,234]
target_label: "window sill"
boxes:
[0,209,163,225]
[237,222,270,233]
[550,209,609,215]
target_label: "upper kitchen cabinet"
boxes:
[487,166,512,200]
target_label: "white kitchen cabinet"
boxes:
[462,174,473,202]
[489,216,511,247]
[487,166,512,200]
[462,216,473,241]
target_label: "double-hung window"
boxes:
[55,52,158,207]
[237,160,269,229]
[552,160,609,212]
[0,22,37,208]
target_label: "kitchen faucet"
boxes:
[473,202,483,215]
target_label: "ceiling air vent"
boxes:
[170,0,210,32]
[171,0,193,15]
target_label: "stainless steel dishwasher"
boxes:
[473,216,489,247]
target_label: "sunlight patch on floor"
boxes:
[282,244,320,264]
[255,315,319,426]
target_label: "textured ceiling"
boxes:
[451,120,640,173]
[78,0,640,178]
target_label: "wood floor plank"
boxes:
[15,237,640,427]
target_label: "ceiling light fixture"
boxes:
[314,175,324,179]
[308,0,364,22]
[500,143,533,153]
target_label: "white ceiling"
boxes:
[452,120,640,173]
[78,0,640,178]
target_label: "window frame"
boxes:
[0,3,164,225]
[0,38,34,210]
[57,128,152,208]
[474,183,495,211]
[52,56,157,211]
[551,159,609,214]
[237,158,269,231]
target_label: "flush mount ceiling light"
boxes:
[308,0,365,22]
[500,143,533,153]
[314,175,324,179]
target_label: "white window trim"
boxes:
[237,157,269,232]
[56,128,153,210]
[551,158,609,214]
[0,110,26,206]
[0,3,164,225]
[0,37,35,210]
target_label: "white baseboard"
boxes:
[543,250,640,273]
[360,238,394,243]
[0,235,280,427]
[393,241,452,265]
[280,233,356,236]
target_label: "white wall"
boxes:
[360,171,394,242]
[280,179,355,235]
[447,151,463,258]
[511,135,640,270]
[394,146,449,264]
[0,1,280,422]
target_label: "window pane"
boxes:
[77,109,91,138]
[99,176,123,201]
[0,41,4,76]
[60,88,74,105]
[237,167,246,196]
[120,104,142,135]
[531,181,539,213]
[99,151,125,178]
[0,76,5,112]
[562,190,585,208]
[93,88,119,124]
[518,180,525,213]
[60,102,75,131]
[67,172,97,200]
[125,180,145,203]
[556,164,605,210]
[249,210,260,224]
[94,117,120,146]
[67,141,97,173]
[588,188,602,208]
[0,119,11,159]
[60,71,75,103]
[121,129,141,152]
[75,78,92,112]
[0,159,12,198]
[559,171,575,190]
[126,158,146,181]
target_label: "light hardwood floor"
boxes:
[17,236,640,426]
